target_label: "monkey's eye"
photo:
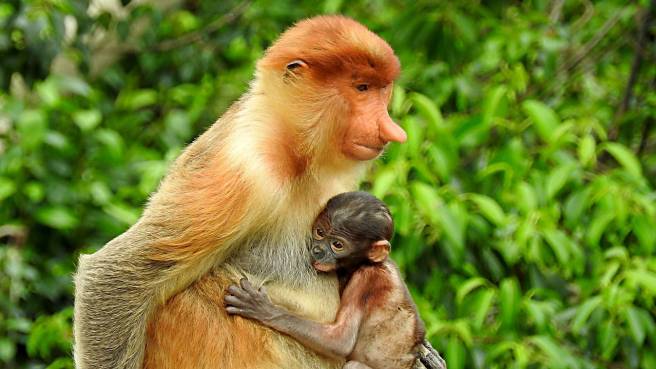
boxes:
[331,240,344,251]
[286,60,307,70]
[314,228,325,239]
[356,83,369,92]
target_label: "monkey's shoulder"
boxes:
[348,261,417,316]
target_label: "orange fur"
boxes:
[147,166,251,263]
[259,16,400,85]
[138,15,401,369]
[263,121,310,181]
[144,272,276,369]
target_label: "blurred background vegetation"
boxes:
[1,0,655,368]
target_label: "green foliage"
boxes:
[1,0,655,368]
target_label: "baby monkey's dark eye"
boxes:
[356,84,369,92]
[331,240,344,251]
[314,228,325,239]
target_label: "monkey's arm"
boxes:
[74,230,166,369]
[225,278,364,360]
[74,147,258,369]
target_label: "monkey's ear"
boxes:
[286,59,308,72]
[368,240,390,263]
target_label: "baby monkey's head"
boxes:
[311,191,393,272]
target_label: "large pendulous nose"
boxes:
[379,113,407,143]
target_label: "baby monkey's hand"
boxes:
[224,278,282,324]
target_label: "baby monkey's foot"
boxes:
[224,278,282,323]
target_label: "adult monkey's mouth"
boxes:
[354,142,385,157]
[356,143,385,152]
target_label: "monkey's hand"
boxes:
[413,339,447,369]
[224,278,283,324]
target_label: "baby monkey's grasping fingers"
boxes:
[224,278,282,323]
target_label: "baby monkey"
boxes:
[225,191,446,369]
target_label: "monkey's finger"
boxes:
[412,360,427,369]
[226,307,255,317]
[239,278,257,294]
[227,285,250,299]
[225,306,243,315]
[418,341,446,369]
[226,307,256,319]
[224,295,248,307]
[258,285,268,295]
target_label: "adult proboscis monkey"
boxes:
[74,16,435,369]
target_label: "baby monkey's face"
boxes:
[309,192,393,273]
[310,212,370,272]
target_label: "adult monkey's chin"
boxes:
[312,261,337,272]
[343,142,385,161]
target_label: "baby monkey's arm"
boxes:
[225,278,364,360]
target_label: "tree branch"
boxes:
[609,0,655,140]
[151,1,251,51]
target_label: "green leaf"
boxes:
[35,207,79,230]
[403,116,423,158]
[36,79,60,106]
[625,307,645,345]
[571,296,602,333]
[27,308,73,360]
[456,277,488,305]
[467,194,507,225]
[482,85,507,125]
[394,200,412,237]
[515,181,537,213]
[0,177,16,202]
[599,262,620,287]
[95,129,125,158]
[633,215,656,254]
[541,229,570,265]
[602,142,643,179]
[116,89,158,110]
[46,357,74,369]
[411,183,464,250]
[427,146,453,181]
[103,202,140,225]
[626,270,656,294]
[18,110,47,149]
[437,205,465,254]
[410,92,445,131]
[564,188,590,225]
[524,300,547,331]
[522,100,559,143]
[530,336,576,369]
[499,278,520,331]
[0,338,16,362]
[371,168,397,198]
[471,289,495,330]
[411,183,442,224]
[586,209,614,246]
[545,164,573,199]
[73,109,102,132]
[577,135,596,167]
[446,336,465,369]
[598,320,619,360]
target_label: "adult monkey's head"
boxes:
[255,16,406,165]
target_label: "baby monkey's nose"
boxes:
[311,246,325,259]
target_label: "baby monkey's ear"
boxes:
[368,240,391,263]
